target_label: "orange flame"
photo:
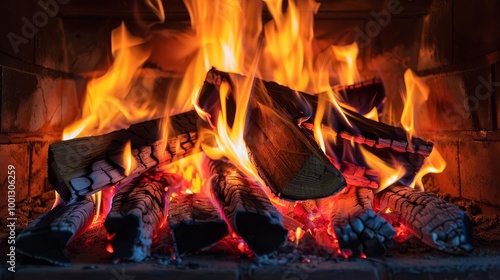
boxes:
[363,107,379,122]
[63,22,155,140]
[360,146,406,192]
[401,69,430,142]
[331,42,361,86]
[123,141,136,177]
[410,148,446,190]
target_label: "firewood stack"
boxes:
[17,68,473,266]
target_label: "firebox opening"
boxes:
[1,0,500,278]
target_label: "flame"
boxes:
[385,208,392,214]
[360,146,406,191]
[63,22,156,140]
[123,141,136,177]
[363,107,379,122]
[401,69,429,142]
[295,227,304,245]
[410,148,446,190]
[331,42,361,86]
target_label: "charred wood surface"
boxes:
[49,111,199,203]
[331,186,396,257]
[200,69,345,200]
[263,80,433,157]
[210,159,287,255]
[168,193,229,255]
[374,185,473,254]
[104,170,179,262]
[302,123,426,188]
[333,78,385,115]
[16,199,95,266]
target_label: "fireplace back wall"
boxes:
[0,0,499,220]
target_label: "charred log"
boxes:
[49,110,199,203]
[262,79,433,157]
[210,159,287,255]
[168,193,229,255]
[200,69,346,200]
[104,170,179,262]
[330,185,396,257]
[374,185,473,254]
[16,198,95,266]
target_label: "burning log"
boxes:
[333,78,386,116]
[16,199,95,266]
[330,185,396,257]
[374,185,473,254]
[49,110,199,203]
[168,193,229,255]
[262,80,434,157]
[200,69,346,200]
[104,170,179,262]
[210,159,288,255]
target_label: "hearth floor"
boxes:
[3,248,500,280]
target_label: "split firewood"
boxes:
[104,169,180,262]
[330,185,396,257]
[262,80,433,157]
[374,185,473,254]
[210,159,288,255]
[49,110,199,203]
[200,69,346,200]
[16,198,95,266]
[168,193,229,256]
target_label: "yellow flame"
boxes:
[123,141,136,177]
[410,148,446,190]
[401,69,429,142]
[360,146,406,192]
[331,42,361,86]
[63,22,155,140]
[363,107,379,122]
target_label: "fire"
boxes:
[401,68,446,190]
[63,22,157,140]
[295,227,304,246]
[363,107,379,122]
[360,146,406,192]
[410,148,446,190]
[331,42,361,86]
[123,141,136,177]
[401,69,430,143]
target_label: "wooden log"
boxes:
[49,110,199,203]
[302,123,426,188]
[210,159,288,255]
[16,198,95,266]
[200,69,346,200]
[168,193,229,255]
[333,78,386,116]
[263,80,434,157]
[374,185,473,254]
[330,185,396,257]
[104,169,180,262]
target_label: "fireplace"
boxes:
[1,0,500,279]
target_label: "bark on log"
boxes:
[168,193,229,255]
[330,185,396,257]
[49,110,199,203]
[210,159,288,255]
[16,198,95,266]
[263,80,433,157]
[374,185,473,254]
[104,169,179,262]
[200,69,346,200]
